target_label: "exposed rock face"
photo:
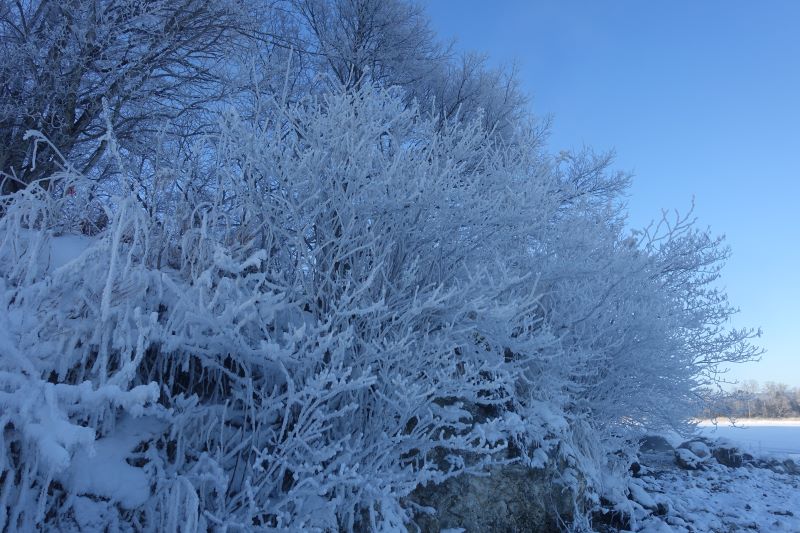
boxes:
[712,445,744,468]
[639,435,674,454]
[751,457,800,475]
[784,459,799,475]
[408,464,574,533]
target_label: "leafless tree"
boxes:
[246,0,530,140]
[0,0,255,194]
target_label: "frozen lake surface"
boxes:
[697,419,800,458]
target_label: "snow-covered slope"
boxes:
[620,437,800,532]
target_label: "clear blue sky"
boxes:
[424,0,800,387]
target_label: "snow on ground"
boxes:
[49,233,93,270]
[61,416,165,509]
[624,422,800,532]
[634,455,800,532]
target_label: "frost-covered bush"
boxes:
[0,85,756,531]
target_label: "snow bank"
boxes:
[63,416,166,509]
[635,456,800,532]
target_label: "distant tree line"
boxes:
[706,381,800,419]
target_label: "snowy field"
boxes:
[697,419,800,459]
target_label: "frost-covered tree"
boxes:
[241,0,529,140]
[0,0,255,195]
[0,83,758,530]
[0,0,761,530]
[288,0,441,89]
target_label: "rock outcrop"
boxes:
[408,464,574,533]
